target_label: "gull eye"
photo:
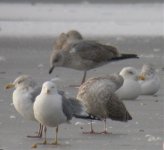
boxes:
[128,71,134,74]
[18,80,22,84]
[53,58,59,63]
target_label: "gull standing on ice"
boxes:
[33,81,84,146]
[76,74,132,134]
[5,75,43,138]
[49,31,139,84]
[116,67,141,100]
[138,64,160,95]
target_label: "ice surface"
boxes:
[0,3,163,36]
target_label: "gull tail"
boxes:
[68,98,101,120]
[74,114,101,120]
[111,53,139,61]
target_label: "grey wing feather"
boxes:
[30,87,41,103]
[67,97,83,115]
[62,96,73,121]
[62,96,83,121]
[57,90,65,96]
[72,40,117,62]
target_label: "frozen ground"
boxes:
[0,2,163,150]
[0,3,163,36]
[0,35,163,150]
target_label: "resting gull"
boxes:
[49,32,139,85]
[5,75,43,138]
[33,81,84,146]
[76,74,132,134]
[138,64,160,95]
[116,67,141,100]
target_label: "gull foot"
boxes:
[82,130,98,134]
[31,144,37,149]
[98,131,110,134]
[27,134,42,138]
[42,140,47,145]
[51,141,59,145]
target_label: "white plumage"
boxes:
[33,81,67,127]
[13,86,35,121]
[138,64,160,95]
[5,75,43,138]
[33,80,83,145]
[116,67,141,100]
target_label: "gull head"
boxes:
[41,81,58,95]
[66,30,83,43]
[5,75,36,90]
[119,67,139,81]
[54,32,67,50]
[109,73,124,88]
[49,51,65,74]
[139,64,155,80]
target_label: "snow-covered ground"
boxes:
[0,3,163,36]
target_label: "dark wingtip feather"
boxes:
[74,114,101,121]
[126,112,132,121]
[111,53,139,61]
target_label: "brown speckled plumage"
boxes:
[77,74,132,121]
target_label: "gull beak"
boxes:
[46,89,51,94]
[5,83,15,90]
[49,65,55,74]
[138,75,145,80]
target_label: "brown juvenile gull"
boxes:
[53,32,68,50]
[49,35,139,85]
[76,74,132,134]
[33,80,84,147]
[53,30,83,51]
[65,30,83,43]
[5,75,44,138]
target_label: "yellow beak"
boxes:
[46,89,51,94]
[5,83,15,90]
[138,75,145,80]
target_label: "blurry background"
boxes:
[0,0,163,3]
[0,0,163,37]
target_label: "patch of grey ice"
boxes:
[0,56,6,62]
[75,122,85,126]
[0,99,4,102]
[10,115,16,119]
[37,63,44,69]
[139,54,155,58]
[145,134,162,142]
[153,48,161,52]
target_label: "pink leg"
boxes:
[98,119,110,134]
[82,120,97,134]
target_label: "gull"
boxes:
[138,64,160,95]
[53,32,68,50]
[49,33,139,85]
[53,30,83,51]
[66,30,83,42]
[116,67,141,100]
[5,75,43,138]
[76,74,132,134]
[33,81,84,146]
